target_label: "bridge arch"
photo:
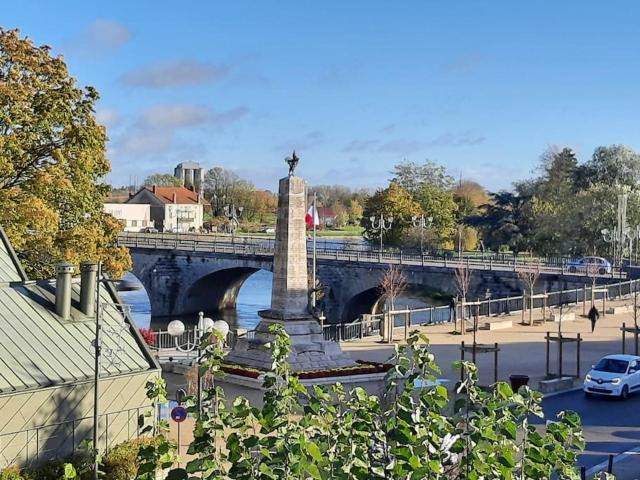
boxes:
[184,267,265,315]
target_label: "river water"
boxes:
[120,238,447,330]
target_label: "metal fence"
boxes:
[146,279,640,348]
[0,406,153,469]
[118,232,620,277]
[320,278,640,342]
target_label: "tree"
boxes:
[454,180,490,219]
[575,144,640,189]
[362,182,421,246]
[143,173,181,187]
[0,28,130,278]
[141,326,586,479]
[518,266,541,326]
[348,198,364,225]
[413,184,459,249]
[379,264,408,342]
[203,166,254,217]
[454,263,472,333]
[391,159,454,194]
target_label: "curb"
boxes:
[586,445,640,478]
[542,386,583,399]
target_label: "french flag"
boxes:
[305,205,319,228]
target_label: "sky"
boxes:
[4,1,640,192]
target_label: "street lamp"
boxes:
[93,264,142,480]
[224,203,244,240]
[411,214,433,254]
[602,226,630,268]
[167,313,229,414]
[370,214,393,261]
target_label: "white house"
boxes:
[104,203,153,232]
[125,186,208,232]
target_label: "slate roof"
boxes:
[0,226,157,394]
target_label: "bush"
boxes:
[102,438,157,480]
[0,466,26,480]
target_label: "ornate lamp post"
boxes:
[370,214,393,261]
[224,203,244,240]
[411,214,433,254]
[602,226,630,268]
[166,313,229,414]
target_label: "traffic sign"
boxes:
[171,406,187,423]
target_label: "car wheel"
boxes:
[620,385,629,400]
[569,266,576,273]
[599,267,606,275]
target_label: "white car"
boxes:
[583,354,640,399]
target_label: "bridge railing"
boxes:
[118,232,622,278]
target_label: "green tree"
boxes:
[470,191,532,253]
[413,184,459,250]
[0,28,130,278]
[391,159,454,193]
[143,173,181,187]
[348,198,364,225]
[362,182,421,246]
[143,327,586,480]
[576,144,640,188]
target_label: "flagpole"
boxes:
[312,191,317,310]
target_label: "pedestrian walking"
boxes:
[588,305,600,333]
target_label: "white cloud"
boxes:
[121,60,229,88]
[67,19,130,56]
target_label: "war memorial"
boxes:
[220,156,388,403]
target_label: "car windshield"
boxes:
[594,358,629,374]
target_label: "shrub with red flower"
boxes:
[139,328,156,347]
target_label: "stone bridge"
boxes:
[120,233,616,323]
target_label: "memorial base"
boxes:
[218,371,387,407]
[224,312,355,371]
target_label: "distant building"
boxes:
[317,207,337,228]
[104,203,154,232]
[126,185,208,232]
[0,226,159,469]
[174,161,204,195]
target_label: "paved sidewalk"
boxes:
[341,297,640,389]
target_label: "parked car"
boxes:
[139,227,158,233]
[565,256,612,274]
[583,354,640,399]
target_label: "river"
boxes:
[120,237,448,330]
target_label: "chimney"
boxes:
[172,191,177,203]
[196,193,200,203]
[152,184,157,194]
[55,263,75,320]
[80,262,98,316]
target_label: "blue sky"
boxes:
[4,1,640,191]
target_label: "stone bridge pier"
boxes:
[129,248,597,324]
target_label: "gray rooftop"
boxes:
[0,226,157,394]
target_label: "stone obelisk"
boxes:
[224,158,354,371]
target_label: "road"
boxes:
[541,388,640,470]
